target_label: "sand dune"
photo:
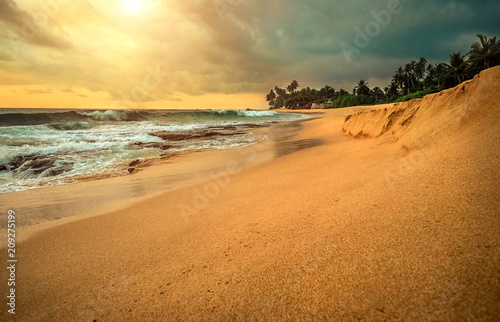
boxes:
[2,67,499,320]
[343,66,500,152]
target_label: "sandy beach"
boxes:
[2,67,500,320]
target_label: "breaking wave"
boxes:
[0,108,307,193]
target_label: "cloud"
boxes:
[0,0,72,49]
[130,0,500,94]
[25,88,53,95]
[0,0,499,107]
[0,50,15,61]
[165,96,183,102]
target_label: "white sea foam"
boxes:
[236,110,277,117]
[77,110,128,121]
[0,110,306,193]
[211,110,278,117]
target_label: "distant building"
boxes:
[311,103,332,109]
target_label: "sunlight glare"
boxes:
[123,0,141,14]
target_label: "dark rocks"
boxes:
[9,155,73,179]
[0,165,7,172]
[133,142,175,150]
[240,123,269,129]
[146,124,269,146]
[150,130,246,142]
[128,159,142,174]
[10,154,36,170]
[40,162,73,177]
[150,132,217,141]
[207,125,238,131]
[129,159,141,167]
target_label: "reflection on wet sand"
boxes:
[274,139,324,158]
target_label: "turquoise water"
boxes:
[0,109,306,193]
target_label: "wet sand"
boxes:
[0,118,316,236]
[1,67,500,320]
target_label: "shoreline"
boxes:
[0,116,319,244]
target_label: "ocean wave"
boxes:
[0,109,295,129]
[0,109,307,193]
[210,110,277,117]
[0,111,85,127]
[48,122,91,131]
[0,110,151,127]
[76,110,147,122]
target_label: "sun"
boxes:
[123,0,141,14]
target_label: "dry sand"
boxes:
[2,67,500,321]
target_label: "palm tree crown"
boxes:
[355,80,370,96]
[445,52,469,85]
[468,34,500,70]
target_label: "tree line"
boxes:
[266,34,500,109]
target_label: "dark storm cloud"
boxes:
[344,0,500,61]
[162,0,499,92]
[248,0,500,88]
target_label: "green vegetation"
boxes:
[393,86,444,103]
[333,94,374,108]
[265,34,500,109]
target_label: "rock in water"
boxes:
[129,159,141,167]
[132,142,175,150]
[10,155,74,179]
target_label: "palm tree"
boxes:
[338,89,348,96]
[385,81,399,101]
[416,57,428,90]
[404,63,414,95]
[424,64,436,89]
[445,52,470,85]
[468,34,500,70]
[272,86,289,109]
[355,79,370,96]
[311,88,319,100]
[434,63,448,88]
[289,80,299,93]
[274,86,287,98]
[266,89,276,108]
[371,86,385,103]
[393,67,405,93]
[321,85,334,100]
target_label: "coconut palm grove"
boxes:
[266,34,500,109]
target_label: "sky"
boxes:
[0,0,499,109]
